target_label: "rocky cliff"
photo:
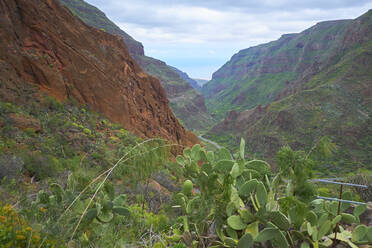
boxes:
[205,10,372,173]
[57,0,144,56]
[58,0,214,131]
[0,0,197,146]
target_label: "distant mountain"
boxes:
[194,78,209,87]
[58,0,214,130]
[202,19,353,120]
[170,66,200,90]
[205,10,372,173]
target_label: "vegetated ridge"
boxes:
[205,10,372,174]
[0,0,197,146]
[58,0,214,131]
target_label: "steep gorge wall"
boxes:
[0,0,197,146]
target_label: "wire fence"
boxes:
[312,178,368,247]
[311,178,367,205]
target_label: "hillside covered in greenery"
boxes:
[204,10,372,174]
[0,0,371,247]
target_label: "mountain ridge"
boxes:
[204,10,372,173]
[58,0,214,130]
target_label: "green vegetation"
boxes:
[204,11,372,174]
[202,20,351,119]
[1,99,370,247]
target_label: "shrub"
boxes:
[0,155,24,179]
[23,152,61,180]
[0,203,59,247]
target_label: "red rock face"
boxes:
[0,0,197,146]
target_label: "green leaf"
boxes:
[332,215,342,225]
[318,220,331,240]
[227,215,247,230]
[307,222,313,236]
[243,169,261,180]
[83,208,97,223]
[272,230,289,248]
[113,206,130,216]
[353,204,366,217]
[239,209,255,223]
[340,191,352,212]
[238,179,258,197]
[97,209,114,223]
[245,221,259,239]
[206,151,214,162]
[231,163,240,178]
[217,148,232,160]
[366,226,372,242]
[269,211,290,230]
[239,138,245,159]
[256,182,267,206]
[50,183,64,203]
[306,211,318,226]
[328,201,339,216]
[318,213,329,227]
[223,237,237,247]
[215,160,235,174]
[176,155,185,166]
[245,160,271,176]
[300,242,310,248]
[341,213,356,224]
[255,228,279,242]
[231,186,244,209]
[186,196,199,214]
[113,194,127,207]
[191,144,201,161]
[226,226,238,240]
[226,201,235,216]
[103,200,113,211]
[237,233,253,248]
[37,190,50,204]
[352,225,367,242]
[183,148,191,158]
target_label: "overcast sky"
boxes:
[86,0,372,79]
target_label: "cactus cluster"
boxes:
[29,175,130,242]
[173,139,370,248]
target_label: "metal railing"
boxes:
[311,178,368,247]
[311,178,367,205]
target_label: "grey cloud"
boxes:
[84,0,372,78]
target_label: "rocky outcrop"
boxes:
[9,114,41,133]
[0,0,197,146]
[57,0,144,57]
[58,0,214,131]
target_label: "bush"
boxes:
[0,203,59,247]
[0,155,24,180]
[23,152,61,180]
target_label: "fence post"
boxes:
[332,183,343,247]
